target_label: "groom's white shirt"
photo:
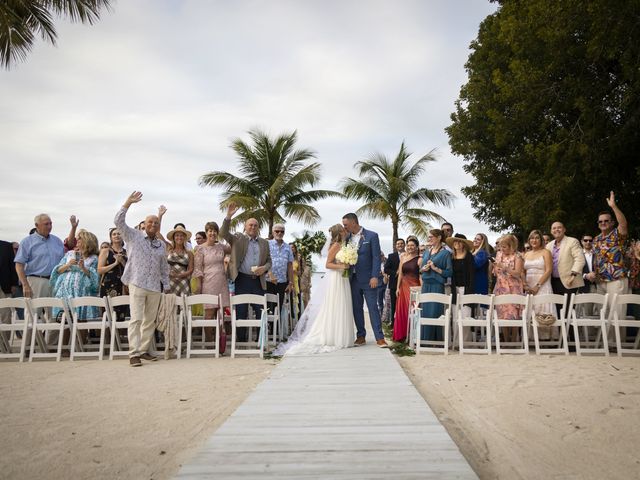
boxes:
[350,227,363,248]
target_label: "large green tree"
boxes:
[200,128,341,237]
[447,0,640,238]
[340,142,454,243]
[0,0,112,69]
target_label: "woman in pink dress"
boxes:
[193,221,231,342]
[492,234,525,343]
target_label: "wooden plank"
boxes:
[176,336,477,479]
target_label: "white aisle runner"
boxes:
[175,341,477,479]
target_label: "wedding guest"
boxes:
[377,252,386,317]
[190,231,207,315]
[493,234,525,343]
[267,223,294,312]
[115,191,170,367]
[593,192,628,319]
[627,241,640,320]
[173,223,194,251]
[166,225,194,296]
[14,214,65,301]
[194,231,206,247]
[441,222,454,241]
[290,242,302,315]
[446,234,475,306]
[546,222,584,300]
[50,230,100,324]
[220,202,271,341]
[193,221,231,341]
[392,237,421,342]
[98,228,128,320]
[0,240,19,325]
[63,215,80,252]
[524,230,554,339]
[472,233,492,295]
[542,233,551,245]
[384,238,406,326]
[580,234,596,294]
[419,229,452,342]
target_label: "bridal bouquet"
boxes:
[335,243,358,277]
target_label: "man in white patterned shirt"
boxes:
[115,191,170,367]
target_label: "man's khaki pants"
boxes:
[27,276,58,345]
[596,278,629,320]
[128,284,161,358]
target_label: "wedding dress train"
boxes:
[274,268,355,356]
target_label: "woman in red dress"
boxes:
[392,237,421,342]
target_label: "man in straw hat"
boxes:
[115,191,170,367]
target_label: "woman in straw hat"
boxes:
[166,225,194,296]
[445,234,475,306]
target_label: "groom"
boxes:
[342,213,388,348]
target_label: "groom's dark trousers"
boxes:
[351,276,385,341]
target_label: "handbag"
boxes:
[218,316,227,355]
[535,313,556,327]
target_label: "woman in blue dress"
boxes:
[50,230,101,321]
[419,229,452,341]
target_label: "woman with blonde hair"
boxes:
[274,223,355,355]
[493,234,525,342]
[166,225,194,296]
[50,229,101,320]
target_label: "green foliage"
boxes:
[292,230,326,270]
[340,142,454,243]
[447,0,640,238]
[200,128,342,236]
[0,0,112,69]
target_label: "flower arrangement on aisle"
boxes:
[335,242,358,277]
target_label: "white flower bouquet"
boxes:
[335,242,358,277]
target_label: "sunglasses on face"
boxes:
[582,239,593,242]
[598,220,611,224]
[274,230,284,234]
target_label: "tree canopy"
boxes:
[447,0,640,238]
[0,0,112,69]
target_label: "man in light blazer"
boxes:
[546,222,585,300]
[220,202,271,341]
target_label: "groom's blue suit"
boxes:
[348,228,385,341]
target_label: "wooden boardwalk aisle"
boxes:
[176,341,477,479]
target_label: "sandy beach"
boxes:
[2,349,639,480]
[398,354,640,480]
[0,357,275,480]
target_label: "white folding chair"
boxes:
[151,294,185,358]
[230,294,268,358]
[529,294,569,355]
[0,297,32,362]
[26,297,70,362]
[184,294,222,358]
[67,296,111,361]
[456,294,493,355]
[492,294,530,355]
[265,293,280,348]
[609,294,640,356]
[107,295,131,359]
[568,293,610,356]
[413,293,452,354]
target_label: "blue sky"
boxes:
[0,0,499,252]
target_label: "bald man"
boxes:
[220,202,271,342]
[115,191,170,367]
[546,222,585,299]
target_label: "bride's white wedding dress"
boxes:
[274,264,355,356]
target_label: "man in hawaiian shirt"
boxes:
[591,191,629,318]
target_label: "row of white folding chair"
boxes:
[183,294,222,358]
[610,294,640,356]
[0,297,34,361]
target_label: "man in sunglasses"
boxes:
[593,191,628,317]
[267,224,294,313]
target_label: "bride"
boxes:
[274,224,355,356]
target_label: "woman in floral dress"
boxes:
[493,234,525,343]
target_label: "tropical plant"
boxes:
[340,142,454,243]
[200,128,341,237]
[0,0,112,69]
[292,230,327,270]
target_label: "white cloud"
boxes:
[0,0,500,250]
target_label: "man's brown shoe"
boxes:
[354,337,366,346]
[376,339,389,348]
[140,352,158,362]
[130,357,142,367]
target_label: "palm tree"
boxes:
[340,142,454,244]
[200,128,341,237]
[0,0,112,69]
